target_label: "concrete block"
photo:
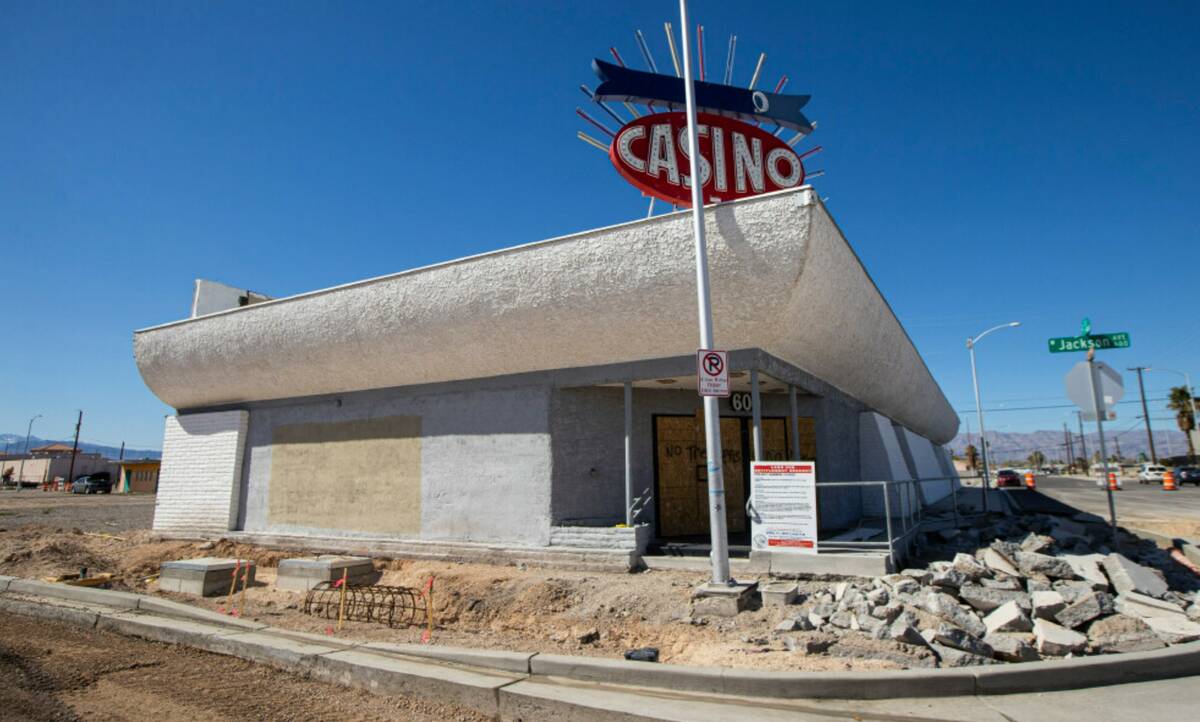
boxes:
[1115,591,1187,620]
[920,590,986,638]
[1033,618,1087,656]
[308,648,521,715]
[1144,615,1200,644]
[931,624,992,657]
[6,578,141,610]
[1102,553,1168,598]
[952,553,989,581]
[159,558,255,597]
[362,641,534,674]
[691,582,755,617]
[984,601,1033,634]
[135,596,269,631]
[759,582,798,608]
[276,556,379,592]
[1014,552,1075,580]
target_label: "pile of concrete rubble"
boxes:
[764,513,1200,668]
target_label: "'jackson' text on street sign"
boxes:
[1047,332,1130,353]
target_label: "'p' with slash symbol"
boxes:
[702,352,724,376]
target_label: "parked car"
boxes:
[71,472,112,494]
[1175,466,1200,486]
[995,469,1022,488]
[1137,464,1167,485]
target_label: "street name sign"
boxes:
[1065,361,1124,416]
[697,349,730,397]
[1048,332,1131,353]
[750,462,818,554]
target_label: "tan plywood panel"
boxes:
[268,415,421,535]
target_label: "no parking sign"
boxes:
[697,349,730,397]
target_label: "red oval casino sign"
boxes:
[610,111,806,208]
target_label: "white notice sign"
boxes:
[750,462,818,554]
[696,349,730,397]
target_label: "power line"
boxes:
[955,397,1168,414]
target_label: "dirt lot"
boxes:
[0,492,896,672]
[0,491,154,532]
[0,615,487,722]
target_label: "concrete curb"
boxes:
[3,576,1200,703]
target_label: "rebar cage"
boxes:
[303,582,427,628]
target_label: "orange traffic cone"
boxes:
[1024,472,1036,489]
[1163,469,1178,491]
[1108,472,1121,491]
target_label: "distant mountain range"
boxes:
[0,434,160,460]
[950,428,1192,464]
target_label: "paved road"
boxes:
[1033,474,1200,528]
[0,490,155,532]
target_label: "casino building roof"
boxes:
[134,187,956,444]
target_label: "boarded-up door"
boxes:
[654,415,746,537]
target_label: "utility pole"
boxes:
[65,411,83,489]
[1076,411,1089,473]
[1087,348,1117,533]
[1128,366,1156,463]
[15,414,41,492]
[1114,436,1122,464]
[1063,422,1074,472]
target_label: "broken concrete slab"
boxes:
[984,632,1039,662]
[920,591,986,638]
[1087,614,1166,654]
[1103,553,1169,599]
[1144,615,1200,644]
[828,636,936,669]
[1062,554,1109,591]
[984,601,1033,635]
[931,624,992,658]
[952,553,989,581]
[958,584,1031,613]
[782,631,838,655]
[1115,591,1187,620]
[1033,618,1087,656]
[1054,591,1113,630]
[159,558,255,597]
[692,582,755,617]
[1015,552,1075,580]
[929,642,995,667]
[1031,590,1067,620]
[275,556,378,592]
[981,548,1021,577]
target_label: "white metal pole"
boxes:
[624,382,634,525]
[679,0,730,585]
[788,385,800,461]
[750,370,763,460]
[968,343,989,513]
[1087,351,1117,532]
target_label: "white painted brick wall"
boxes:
[153,411,248,533]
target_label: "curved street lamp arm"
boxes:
[967,321,1021,348]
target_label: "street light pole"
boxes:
[966,322,1021,514]
[15,414,41,492]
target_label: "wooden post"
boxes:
[336,568,349,631]
[238,560,251,617]
[224,560,240,614]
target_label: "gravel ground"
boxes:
[0,491,154,532]
[0,615,488,722]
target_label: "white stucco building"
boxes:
[135,188,959,572]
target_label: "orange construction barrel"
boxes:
[1024,471,1036,489]
[1163,469,1178,491]
[1108,472,1121,490]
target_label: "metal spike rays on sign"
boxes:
[591,59,814,132]
[723,35,737,85]
[578,84,626,126]
[608,48,642,118]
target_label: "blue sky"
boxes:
[2,1,1198,450]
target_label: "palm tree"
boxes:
[965,444,978,471]
[1167,385,1197,461]
[1027,450,1046,469]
